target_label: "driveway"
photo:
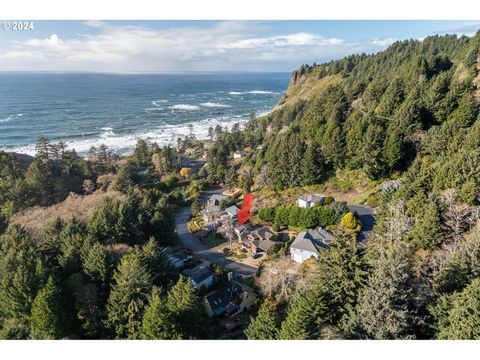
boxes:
[175,188,258,276]
[347,205,376,244]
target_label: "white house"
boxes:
[233,151,246,159]
[298,194,326,208]
[290,227,333,263]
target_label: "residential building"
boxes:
[298,193,326,208]
[207,194,229,207]
[233,151,246,159]
[222,187,243,198]
[224,205,240,220]
[290,227,334,263]
[181,263,214,290]
[202,281,257,318]
[202,205,221,225]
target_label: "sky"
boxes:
[0,20,479,72]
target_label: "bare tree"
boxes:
[385,200,411,243]
[256,256,303,303]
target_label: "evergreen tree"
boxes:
[30,277,68,339]
[314,233,366,324]
[278,287,328,339]
[105,252,152,339]
[166,276,204,339]
[245,300,279,340]
[141,290,180,339]
[408,201,443,249]
[431,278,480,339]
[81,241,108,283]
[347,241,416,339]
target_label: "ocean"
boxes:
[0,72,290,156]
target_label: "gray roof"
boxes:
[203,205,221,214]
[182,265,213,284]
[290,228,333,254]
[209,194,229,203]
[225,205,240,217]
[258,239,278,252]
[299,194,325,203]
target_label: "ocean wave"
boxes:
[200,102,231,108]
[228,90,276,95]
[100,127,115,138]
[168,104,200,111]
[0,117,12,123]
[16,113,24,117]
[152,100,168,106]
[1,114,261,156]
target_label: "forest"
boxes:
[0,138,215,339]
[207,32,480,339]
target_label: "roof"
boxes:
[290,228,333,254]
[299,193,325,203]
[234,151,246,155]
[203,205,221,214]
[209,194,229,203]
[225,205,240,217]
[257,239,278,252]
[204,282,244,316]
[182,264,213,284]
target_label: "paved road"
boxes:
[347,205,376,244]
[174,188,258,276]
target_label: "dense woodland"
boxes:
[0,139,217,339]
[207,33,480,339]
[1,32,480,339]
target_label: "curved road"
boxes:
[175,205,258,276]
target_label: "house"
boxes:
[222,187,243,198]
[380,178,404,193]
[224,205,240,220]
[234,223,252,242]
[207,194,229,207]
[202,281,257,318]
[298,193,326,208]
[290,227,334,263]
[202,205,221,225]
[233,151,246,159]
[163,247,189,269]
[181,263,214,290]
[245,226,283,253]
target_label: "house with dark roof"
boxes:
[298,193,326,208]
[290,227,334,263]
[202,281,257,318]
[246,226,283,253]
[181,263,214,290]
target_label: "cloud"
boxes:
[0,21,396,72]
[370,37,397,46]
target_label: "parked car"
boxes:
[251,252,260,259]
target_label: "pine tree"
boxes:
[166,276,204,339]
[141,290,180,339]
[432,278,480,339]
[409,201,443,249]
[105,252,152,339]
[81,241,107,283]
[140,238,176,287]
[278,286,328,339]
[314,233,366,324]
[30,277,68,339]
[245,300,279,340]
[301,144,324,185]
[347,241,416,339]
